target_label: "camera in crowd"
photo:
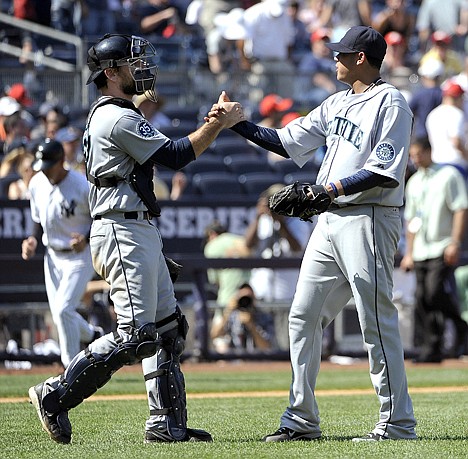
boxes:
[235,295,255,312]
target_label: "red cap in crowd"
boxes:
[311,28,331,43]
[432,30,451,45]
[8,83,33,106]
[385,31,405,46]
[281,112,301,127]
[442,80,464,98]
[259,94,293,117]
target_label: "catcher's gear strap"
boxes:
[230,120,289,158]
[144,313,190,441]
[41,323,159,413]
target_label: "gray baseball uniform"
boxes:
[275,83,417,439]
[29,169,96,367]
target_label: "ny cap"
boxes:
[326,26,387,62]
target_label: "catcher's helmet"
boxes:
[32,138,64,172]
[86,34,158,100]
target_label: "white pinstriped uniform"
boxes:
[275,83,417,439]
[29,169,96,367]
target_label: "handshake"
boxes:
[204,91,245,129]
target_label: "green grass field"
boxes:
[0,361,467,458]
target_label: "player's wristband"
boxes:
[329,182,339,198]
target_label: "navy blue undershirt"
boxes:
[230,121,394,194]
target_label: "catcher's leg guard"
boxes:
[42,323,159,414]
[144,309,212,442]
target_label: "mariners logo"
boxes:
[137,120,157,138]
[376,143,395,163]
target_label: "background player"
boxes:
[210,26,417,442]
[21,138,100,369]
[28,33,243,445]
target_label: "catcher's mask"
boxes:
[86,34,158,101]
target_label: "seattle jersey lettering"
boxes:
[328,116,363,150]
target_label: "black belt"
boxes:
[48,246,73,253]
[94,211,152,220]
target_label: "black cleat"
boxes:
[28,383,72,444]
[262,427,321,442]
[145,427,213,443]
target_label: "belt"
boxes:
[48,246,73,253]
[94,211,152,221]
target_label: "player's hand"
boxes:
[70,233,88,253]
[204,91,245,128]
[21,236,37,260]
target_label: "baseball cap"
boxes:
[0,96,21,116]
[418,59,445,79]
[432,30,451,45]
[259,94,293,117]
[32,139,64,171]
[8,83,33,106]
[442,80,464,98]
[311,28,331,43]
[385,31,404,46]
[326,26,387,62]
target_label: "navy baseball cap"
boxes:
[326,26,387,62]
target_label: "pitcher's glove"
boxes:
[268,182,332,222]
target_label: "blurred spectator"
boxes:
[169,170,188,200]
[419,31,464,79]
[51,0,82,35]
[241,0,295,101]
[257,93,294,128]
[43,107,69,140]
[288,0,311,65]
[297,0,326,33]
[208,7,247,75]
[381,31,413,93]
[136,0,192,38]
[81,0,116,39]
[416,0,468,53]
[0,97,21,143]
[426,79,468,177]
[7,151,35,200]
[133,94,172,130]
[210,283,276,353]
[1,112,30,157]
[372,0,416,52]
[203,220,251,309]
[55,126,84,172]
[281,111,301,127]
[400,136,468,362]
[244,184,313,302]
[408,58,444,139]
[319,0,373,41]
[295,27,339,107]
[197,0,242,74]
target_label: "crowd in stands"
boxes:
[1,1,468,358]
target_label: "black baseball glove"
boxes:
[268,181,332,222]
[164,255,183,283]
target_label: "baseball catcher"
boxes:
[268,182,332,222]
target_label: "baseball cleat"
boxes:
[262,427,321,442]
[352,432,389,442]
[28,383,72,444]
[145,427,213,443]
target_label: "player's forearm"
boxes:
[230,121,289,157]
[189,119,226,157]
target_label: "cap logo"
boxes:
[136,119,157,138]
[376,142,395,162]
